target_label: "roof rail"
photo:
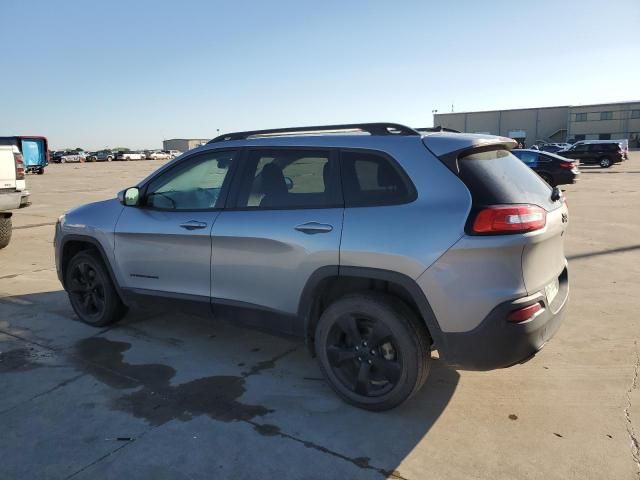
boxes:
[416,126,461,134]
[208,123,420,143]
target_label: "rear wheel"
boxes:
[315,293,431,411]
[37,167,45,175]
[65,251,127,326]
[0,216,12,249]
[599,157,612,168]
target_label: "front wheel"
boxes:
[65,251,127,326]
[0,216,12,249]
[599,157,612,168]
[315,293,431,411]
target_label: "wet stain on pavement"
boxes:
[0,347,48,373]
[73,337,272,426]
[508,414,518,420]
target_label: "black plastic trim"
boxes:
[59,234,127,304]
[439,267,569,370]
[297,265,445,349]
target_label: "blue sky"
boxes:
[1,0,639,149]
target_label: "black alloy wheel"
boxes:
[326,313,402,397]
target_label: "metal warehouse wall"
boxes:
[434,101,640,145]
[568,102,640,142]
[434,107,568,144]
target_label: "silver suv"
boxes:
[54,123,569,410]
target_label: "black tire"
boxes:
[65,251,127,326]
[599,157,612,168]
[107,156,113,162]
[37,167,45,175]
[315,293,431,411]
[539,173,554,186]
[0,216,12,249]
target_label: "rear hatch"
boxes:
[460,148,567,295]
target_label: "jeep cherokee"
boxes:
[54,123,569,410]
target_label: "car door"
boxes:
[114,149,237,299]
[211,147,343,320]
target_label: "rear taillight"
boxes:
[559,161,574,169]
[14,152,25,180]
[472,204,546,234]
[507,302,543,323]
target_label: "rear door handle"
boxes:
[294,222,333,234]
[179,220,208,230]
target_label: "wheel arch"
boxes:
[298,266,444,356]
[60,234,126,303]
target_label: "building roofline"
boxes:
[434,100,640,116]
[163,138,210,141]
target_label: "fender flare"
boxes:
[59,234,127,303]
[298,265,445,353]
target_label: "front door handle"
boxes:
[179,220,208,230]
[294,222,333,234]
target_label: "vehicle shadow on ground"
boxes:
[0,289,460,478]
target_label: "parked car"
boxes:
[57,151,87,163]
[54,123,569,410]
[146,150,172,160]
[87,150,115,162]
[0,143,30,248]
[116,151,146,161]
[539,144,564,153]
[0,136,49,174]
[557,140,625,167]
[165,149,182,159]
[512,149,579,186]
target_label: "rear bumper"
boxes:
[438,267,569,370]
[0,190,30,211]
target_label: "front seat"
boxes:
[259,163,289,207]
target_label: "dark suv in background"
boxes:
[558,141,625,168]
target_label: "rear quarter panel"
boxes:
[339,140,471,279]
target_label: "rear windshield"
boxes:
[459,149,557,211]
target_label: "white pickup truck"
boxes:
[0,144,30,248]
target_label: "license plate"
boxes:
[545,279,560,304]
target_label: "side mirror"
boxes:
[119,187,140,206]
[284,176,294,191]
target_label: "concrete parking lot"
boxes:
[1,155,639,479]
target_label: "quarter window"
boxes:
[340,150,414,207]
[145,150,236,210]
[234,149,340,209]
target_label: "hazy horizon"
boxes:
[2,0,639,150]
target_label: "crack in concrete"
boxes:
[0,267,56,280]
[247,420,408,479]
[625,340,640,478]
[0,373,86,416]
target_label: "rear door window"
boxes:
[340,150,415,207]
[233,149,341,209]
[459,149,556,211]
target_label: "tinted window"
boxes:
[234,149,340,209]
[340,150,413,207]
[632,110,640,119]
[145,150,235,210]
[513,150,538,166]
[600,112,613,120]
[575,113,587,122]
[459,149,555,211]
